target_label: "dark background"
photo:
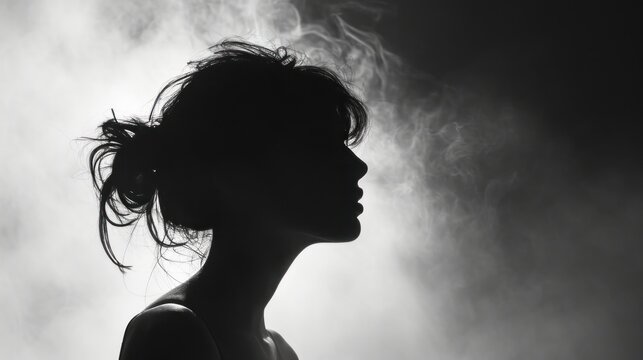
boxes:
[315,0,641,169]
[298,0,643,358]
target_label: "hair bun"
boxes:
[85,115,166,271]
[108,119,161,209]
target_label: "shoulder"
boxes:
[268,329,300,360]
[119,303,221,360]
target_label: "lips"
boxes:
[355,202,364,214]
[333,187,363,203]
[355,187,363,201]
[354,188,364,215]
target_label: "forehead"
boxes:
[300,105,348,140]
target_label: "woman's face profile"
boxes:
[215,109,368,244]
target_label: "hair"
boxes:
[83,39,369,272]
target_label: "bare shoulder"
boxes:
[268,329,300,360]
[119,303,221,360]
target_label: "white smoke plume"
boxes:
[1,0,640,359]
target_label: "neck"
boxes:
[190,224,311,338]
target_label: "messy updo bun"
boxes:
[102,118,160,207]
[83,39,369,272]
[85,116,166,271]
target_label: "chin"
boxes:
[314,218,362,243]
[288,203,364,243]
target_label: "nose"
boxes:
[350,150,368,180]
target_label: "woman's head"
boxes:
[86,40,369,271]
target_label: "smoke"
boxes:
[1,0,641,359]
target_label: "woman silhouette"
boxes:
[85,40,369,360]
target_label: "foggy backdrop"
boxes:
[1,0,641,359]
